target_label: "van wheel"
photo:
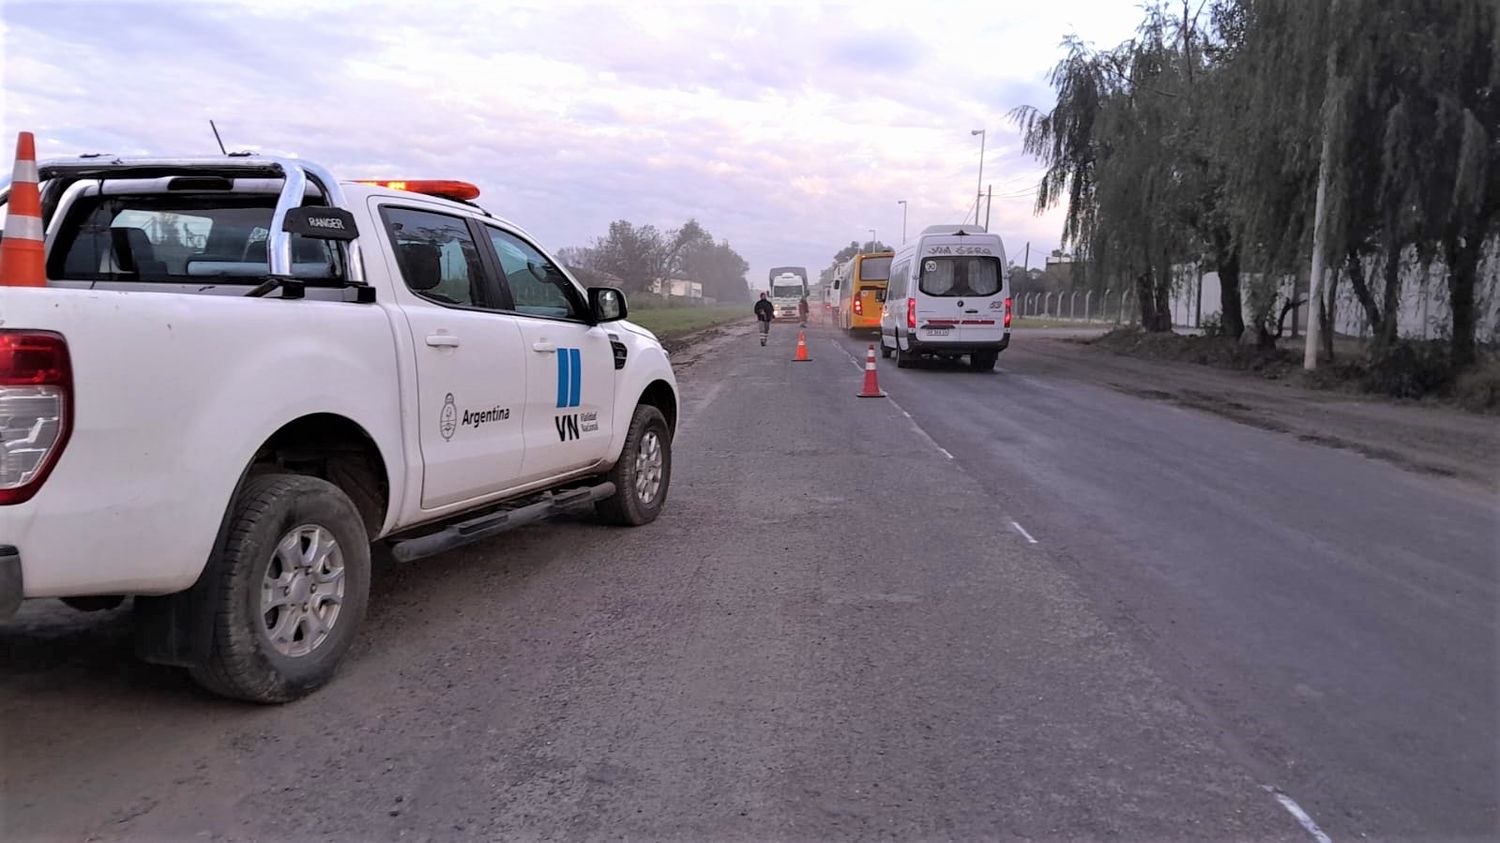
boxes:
[970,351,998,372]
[880,340,893,359]
[190,474,370,703]
[597,404,672,526]
[895,338,915,369]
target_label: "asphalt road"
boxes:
[1,322,1494,841]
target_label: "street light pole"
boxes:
[897,200,907,243]
[868,228,876,251]
[971,129,986,227]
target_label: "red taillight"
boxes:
[906,298,917,329]
[853,296,864,316]
[1004,297,1013,328]
[0,331,72,505]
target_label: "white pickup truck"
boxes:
[0,155,678,702]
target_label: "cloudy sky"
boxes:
[1,0,1143,289]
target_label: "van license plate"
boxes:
[925,328,951,336]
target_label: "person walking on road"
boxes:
[798,295,810,327]
[754,292,775,346]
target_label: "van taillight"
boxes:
[906,298,916,329]
[1004,297,1013,328]
[0,331,72,505]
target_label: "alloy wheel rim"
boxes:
[634,431,663,504]
[259,524,346,658]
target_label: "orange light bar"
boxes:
[354,179,481,202]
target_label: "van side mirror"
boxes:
[589,287,628,323]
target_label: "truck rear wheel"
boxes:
[190,474,370,703]
[596,404,672,526]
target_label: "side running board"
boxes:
[388,482,615,564]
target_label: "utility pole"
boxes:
[868,228,876,252]
[1304,54,1340,369]
[1022,242,1030,273]
[971,129,986,227]
[984,184,992,231]
[897,200,908,243]
[1195,262,1203,328]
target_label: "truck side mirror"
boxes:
[589,287,627,323]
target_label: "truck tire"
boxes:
[190,474,370,703]
[596,404,672,527]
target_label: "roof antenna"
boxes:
[209,120,227,155]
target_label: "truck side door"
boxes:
[376,203,528,510]
[478,226,616,483]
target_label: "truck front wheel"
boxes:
[596,404,672,526]
[190,474,370,703]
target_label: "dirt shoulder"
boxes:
[659,320,755,370]
[1015,335,1500,491]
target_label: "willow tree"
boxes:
[1225,0,1498,365]
[1015,5,1235,333]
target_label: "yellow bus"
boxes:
[834,251,893,333]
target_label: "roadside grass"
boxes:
[1013,317,1113,329]
[629,305,747,339]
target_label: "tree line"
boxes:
[1015,0,1497,369]
[817,240,893,287]
[558,219,752,303]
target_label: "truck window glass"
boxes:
[485,228,584,320]
[50,193,344,284]
[382,207,488,308]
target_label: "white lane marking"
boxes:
[1010,521,1038,544]
[833,339,954,461]
[836,342,866,372]
[890,396,955,460]
[1262,787,1333,843]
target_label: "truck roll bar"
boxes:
[0,155,366,285]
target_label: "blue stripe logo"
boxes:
[555,347,582,408]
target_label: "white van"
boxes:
[879,225,1011,370]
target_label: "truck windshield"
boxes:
[772,284,803,298]
[48,193,345,284]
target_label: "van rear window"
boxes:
[48,193,345,284]
[919,256,1001,297]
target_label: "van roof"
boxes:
[918,224,989,237]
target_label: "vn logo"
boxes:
[555,347,582,408]
[555,347,583,441]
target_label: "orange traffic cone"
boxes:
[857,344,886,398]
[0,132,46,288]
[792,330,811,362]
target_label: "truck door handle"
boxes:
[531,341,557,353]
[425,334,461,348]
